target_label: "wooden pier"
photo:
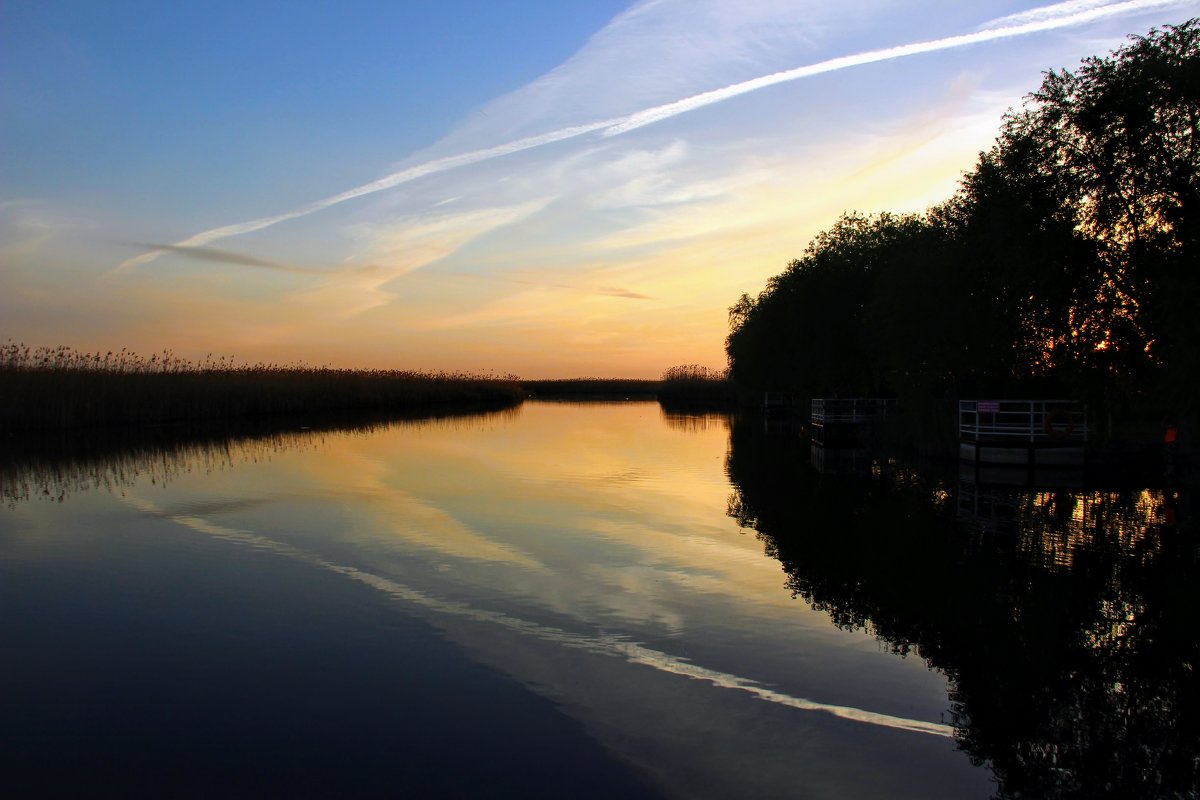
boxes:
[959,399,1087,467]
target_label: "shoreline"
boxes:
[1,368,745,433]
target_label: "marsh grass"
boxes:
[657,365,737,409]
[0,342,524,432]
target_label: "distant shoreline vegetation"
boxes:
[0,342,526,432]
[521,378,661,400]
[0,343,736,432]
[523,365,736,408]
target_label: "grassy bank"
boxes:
[1,344,524,432]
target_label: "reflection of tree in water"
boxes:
[725,418,1199,799]
[1,408,521,508]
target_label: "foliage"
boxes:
[955,17,1200,408]
[727,20,1200,421]
[727,212,941,396]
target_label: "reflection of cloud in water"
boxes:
[579,564,688,632]
[581,516,790,609]
[299,445,543,570]
[346,489,545,570]
[125,493,953,740]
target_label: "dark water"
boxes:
[1,403,1195,798]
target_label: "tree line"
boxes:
[726,20,1199,425]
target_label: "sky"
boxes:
[3,0,1199,378]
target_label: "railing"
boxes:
[959,400,1088,443]
[811,398,896,424]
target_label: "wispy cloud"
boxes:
[113,0,1186,275]
[980,0,1155,29]
[597,286,654,300]
[426,270,653,300]
[0,199,98,263]
[136,243,324,275]
[111,122,617,275]
[600,0,1191,136]
[278,200,551,320]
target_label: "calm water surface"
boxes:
[2,402,1194,798]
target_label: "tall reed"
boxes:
[657,364,737,409]
[0,342,524,431]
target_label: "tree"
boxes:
[728,19,1200,418]
[994,19,1200,405]
[727,213,926,396]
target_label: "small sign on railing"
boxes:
[958,399,1088,444]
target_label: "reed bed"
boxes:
[0,342,524,432]
[657,364,738,409]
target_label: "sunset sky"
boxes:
[4,0,1198,378]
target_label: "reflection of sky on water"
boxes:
[1,402,993,798]
[124,404,953,705]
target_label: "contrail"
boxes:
[601,0,1188,135]
[115,0,1187,273]
[112,119,623,274]
[982,0,1137,29]
[124,492,955,738]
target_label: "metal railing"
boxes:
[959,399,1088,443]
[811,398,896,424]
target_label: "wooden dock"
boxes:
[959,399,1087,466]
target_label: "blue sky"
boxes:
[2,2,627,217]
[3,0,1198,376]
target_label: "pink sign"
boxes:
[977,401,1000,413]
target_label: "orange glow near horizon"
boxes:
[4,2,1179,377]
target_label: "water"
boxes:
[2,402,1194,798]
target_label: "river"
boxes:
[2,401,1193,798]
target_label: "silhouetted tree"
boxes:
[727,19,1200,420]
[727,212,927,396]
[937,131,1104,396]
[938,18,1200,412]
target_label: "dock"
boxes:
[959,399,1088,467]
